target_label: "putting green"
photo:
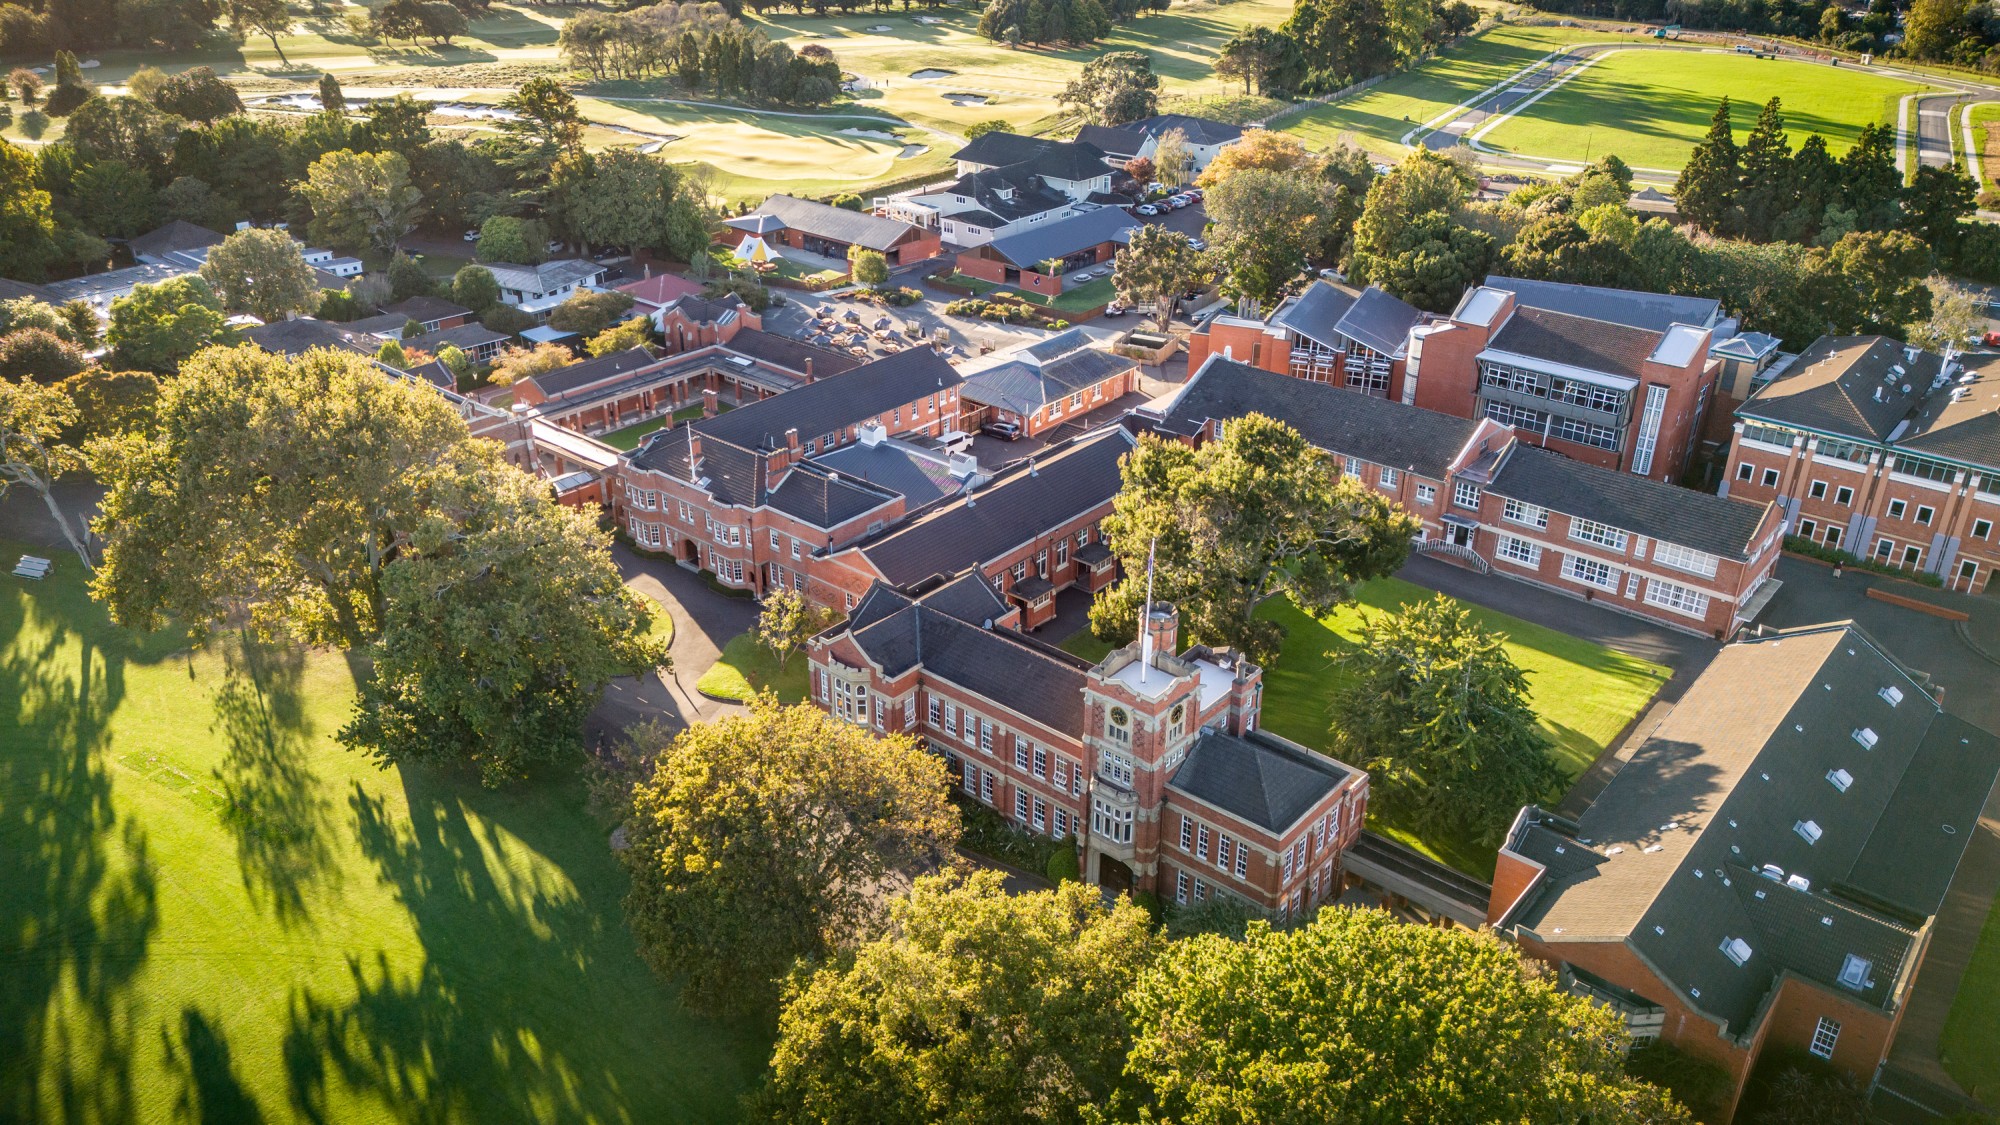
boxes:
[1476,49,1920,171]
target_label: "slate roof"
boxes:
[746,195,922,252]
[344,313,410,336]
[238,317,373,357]
[1895,357,2000,471]
[1074,123,1146,157]
[384,295,472,324]
[936,168,1074,223]
[815,439,965,507]
[127,220,225,263]
[690,347,962,454]
[405,322,510,355]
[720,327,860,376]
[485,259,604,294]
[656,294,744,325]
[855,426,1133,586]
[960,329,1138,415]
[527,347,661,398]
[1168,728,1349,833]
[1335,286,1424,357]
[1487,443,1773,560]
[982,208,1138,269]
[1160,357,1479,480]
[1268,281,1361,348]
[1484,275,1722,333]
[766,464,902,528]
[1127,113,1247,147]
[848,603,1091,733]
[1739,336,1950,445]
[912,569,1011,625]
[1487,305,1665,382]
[952,131,1096,171]
[1502,624,2000,1036]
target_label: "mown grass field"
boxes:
[1282,23,1666,156]
[1477,49,1920,171]
[1972,101,2000,184]
[1943,894,2000,1103]
[0,540,766,1124]
[696,631,811,704]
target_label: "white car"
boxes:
[1187,237,1207,251]
[463,229,480,242]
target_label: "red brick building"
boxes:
[809,587,1368,915]
[953,209,1137,297]
[512,333,858,438]
[1489,623,2000,1120]
[1187,282,1423,396]
[1155,358,1786,638]
[729,194,942,265]
[956,327,1141,438]
[1722,337,2000,595]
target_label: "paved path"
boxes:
[1917,91,1974,169]
[585,543,761,742]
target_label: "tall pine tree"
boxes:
[1735,98,1796,243]
[1676,98,1740,236]
[1776,133,1839,245]
[1840,124,1904,232]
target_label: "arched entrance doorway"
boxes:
[1096,854,1134,897]
[679,538,700,566]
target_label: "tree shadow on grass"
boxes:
[0,568,160,1123]
[281,767,767,1124]
[160,1006,267,1124]
[210,634,341,929]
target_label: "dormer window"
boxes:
[1852,727,1877,750]
[1827,768,1853,792]
[1719,937,1753,966]
[1880,685,1904,707]
[1795,819,1823,845]
[1837,954,1873,990]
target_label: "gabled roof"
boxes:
[691,347,962,454]
[815,438,965,507]
[935,167,1074,223]
[127,220,225,263]
[1159,356,1478,480]
[1738,336,1949,446]
[912,569,1011,625]
[1484,275,1722,333]
[1487,443,1773,561]
[1074,123,1146,157]
[1127,114,1247,147]
[239,317,373,357]
[1486,305,1665,382]
[982,208,1138,269]
[959,329,1138,415]
[1169,728,1349,833]
[0,278,54,303]
[1334,286,1424,357]
[1895,357,2000,471]
[854,426,1133,586]
[484,259,604,293]
[1503,624,2000,1036]
[848,603,1090,733]
[384,295,472,323]
[405,322,511,355]
[951,131,1076,168]
[745,195,921,252]
[616,272,706,306]
[766,464,901,529]
[1268,281,1360,348]
[526,347,660,398]
[656,293,743,326]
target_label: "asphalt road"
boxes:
[1917,91,1973,170]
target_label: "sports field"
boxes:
[0,542,767,1123]
[1476,49,1920,171]
[1971,101,2000,184]
[1281,24,1667,156]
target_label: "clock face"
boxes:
[1109,706,1129,727]
[1170,703,1185,725]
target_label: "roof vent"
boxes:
[1795,819,1823,845]
[1660,822,1680,831]
[1891,363,1907,377]
[1786,873,1811,891]
[1653,925,1665,935]
[1794,723,1805,733]
[1690,986,1702,998]
[1880,685,1904,707]
[1760,864,1784,881]
[1827,768,1854,792]
[1720,937,1753,966]
[1853,727,1878,749]
[1822,916,1834,926]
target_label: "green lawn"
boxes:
[1252,578,1668,878]
[1284,24,1663,156]
[1476,49,1922,172]
[602,415,674,452]
[695,631,810,704]
[1059,629,1117,664]
[0,540,766,1122]
[1971,102,2000,185]
[1943,894,2000,1101]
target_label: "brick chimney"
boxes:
[804,355,814,382]
[1226,657,1263,735]
[1143,601,1179,662]
[703,387,719,418]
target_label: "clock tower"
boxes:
[1080,602,1205,895]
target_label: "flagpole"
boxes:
[1139,537,1156,681]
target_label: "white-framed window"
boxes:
[1234,846,1248,878]
[1631,384,1668,476]
[1196,825,1211,860]
[1644,578,1710,619]
[1175,871,1189,904]
[1054,808,1069,837]
[1736,461,1754,481]
[1809,480,1827,499]
[1014,791,1029,823]
[1179,816,1193,851]
[769,530,780,550]
[962,715,978,747]
[928,696,942,725]
[1503,498,1549,528]
[1761,468,1780,488]
[1568,518,1628,551]
[1032,798,1047,832]
[1380,467,1399,488]
[1281,849,1294,882]
[1099,751,1133,787]
[1452,480,1482,510]
[1562,554,1621,591]
[1654,541,1719,578]
[980,771,993,804]
[1343,455,1361,476]
[1013,741,1028,770]
[1032,747,1047,778]
[1975,518,1994,539]
[1836,485,1854,505]
[1497,535,1542,568]
[1054,758,1069,790]
[1217,834,1233,871]
[961,759,976,794]
[1888,499,1907,520]
[1917,504,1935,525]
[1809,1016,1840,1059]
[1091,799,1133,843]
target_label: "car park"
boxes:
[981,420,1022,441]
[1136,203,1160,217]
[939,429,975,455]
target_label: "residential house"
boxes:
[956,328,1141,438]
[41,263,198,318]
[727,195,941,265]
[485,260,609,318]
[1722,337,2000,593]
[404,322,511,364]
[810,589,1366,915]
[383,295,474,334]
[889,133,1117,247]
[654,293,758,353]
[127,220,225,268]
[1075,114,1248,177]
[1489,623,2000,1121]
[1154,358,1786,637]
[953,208,1138,296]
[617,271,710,331]
[238,317,375,357]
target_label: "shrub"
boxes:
[830,192,863,211]
[1044,840,1080,883]
[1625,1043,1733,1125]
[1783,535,1945,587]
[952,793,1062,872]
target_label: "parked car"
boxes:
[1985,330,2000,347]
[1187,237,1207,251]
[982,420,1022,441]
[1103,302,1127,317]
[1136,203,1161,217]
[1318,267,1345,282]
[1183,188,1203,203]
[462,229,480,242]
[939,429,975,455]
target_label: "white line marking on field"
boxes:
[1466,48,1618,146]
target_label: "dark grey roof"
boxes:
[406,358,455,390]
[856,427,1133,586]
[239,318,372,357]
[960,331,1137,415]
[527,347,660,398]
[938,168,1074,223]
[1488,444,1772,560]
[766,464,901,528]
[1505,624,2000,1037]
[1268,281,1360,349]
[983,209,1137,269]
[1074,123,1145,157]
[849,604,1090,733]
[345,313,409,336]
[657,294,743,325]
[1162,357,1478,480]
[384,295,472,323]
[718,327,859,376]
[815,439,964,507]
[752,195,921,252]
[1485,275,1722,333]
[1737,336,1945,444]
[951,131,1084,169]
[0,278,55,303]
[913,569,1011,625]
[1335,286,1423,357]
[1129,114,1246,147]
[847,582,915,634]
[1169,728,1348,833]
[127,220,225,262]
[1896,358,2000,471]
[944,207,1008,228]
[692,347,962,454]
[405,322,510,354]
[1488,305,1664,381]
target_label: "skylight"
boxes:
[1853,727,1878,750]
[1827,768,1854,792]
[1880,685,1904,707]
[1720,937,1753,966]
[1838,954,1873,990]
[1795,820,1823,845]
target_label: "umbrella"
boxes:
[731,233,774,264]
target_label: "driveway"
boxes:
[587,543,762,742]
